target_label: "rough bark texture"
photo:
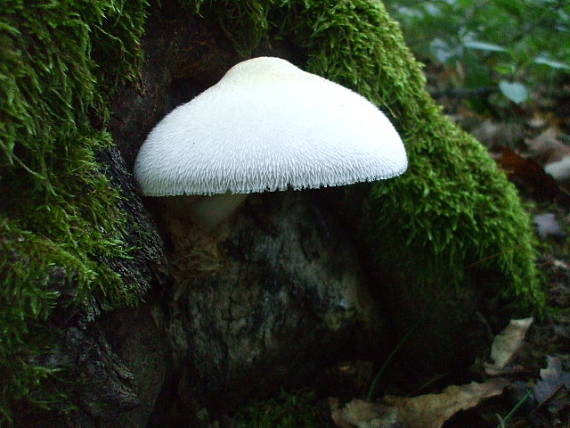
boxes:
[161,191,387,414]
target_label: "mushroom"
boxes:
[134,57,407,230]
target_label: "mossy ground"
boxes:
[0,0,544,423]
[234,389,325,428]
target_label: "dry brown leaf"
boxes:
[471,119,524,146]
[485,317,533,374]
[528,111,549,128]
[496,147,564,202]
[330,398,400,428]
[534,356,570,406]
[526,127,570,164]
[383,378,510,428]
[331,379,510,428]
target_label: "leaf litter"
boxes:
[533,356,570,408]
[331,379,509,428]
[485,317,534,376]
[329,314,568,428]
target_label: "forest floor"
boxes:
[437,77,570,428]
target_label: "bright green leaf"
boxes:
[499,80,529,103]
[534,55,570,70]
[463,40,507,52]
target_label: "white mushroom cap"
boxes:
[134,57,407,196]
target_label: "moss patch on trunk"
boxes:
[0,0,148,421]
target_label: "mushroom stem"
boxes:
[164,193,248,231]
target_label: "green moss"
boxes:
[0,0,148,422]
[189,0,544,310]
[235,390,325,428]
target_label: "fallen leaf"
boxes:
[533,356,570,406]
[495,146,570,206]
[383,378,510,428]
[471,119,524,146]
[551,259,570,271]
[331,398,400,428]
[545,155,570,184]
[533,213,566,240]
[485,317,533,375]
[526,127,570,164]
[484,365,528,377]
[528,112,549,128]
